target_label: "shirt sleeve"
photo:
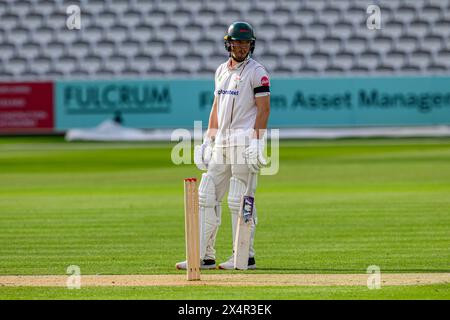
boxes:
[252,66,270,97]
[214,65,222,97]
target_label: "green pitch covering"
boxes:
[0,136,449,299]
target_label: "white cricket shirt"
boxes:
[213,57,270,147]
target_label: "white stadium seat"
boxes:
[0,0,448,80]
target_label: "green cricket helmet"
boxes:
[224,21,256,54]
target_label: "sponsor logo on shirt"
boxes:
[261,76,270,86]
[217,89,239,96]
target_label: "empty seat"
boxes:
[245,9,266,26]
[345,36,367,55]
[427,63,447,73]
[280,21,302,40]
[96,10,117,29]
[218,8,241,25]
[181,0,205,13]
[110,0,131,15]
[409,50,431,69]
[307,51,330,71]
[171,8,192,27]
[54,54,78,74]
[194,39,216,56]
[8,27,29,46]
[96,67,115,78]
[283,52,305,70]
[328,21,353,40]
[159,0,179,13]
[121,66,141,77]
[400,63,421,74]
[121,9,142,28]
[94,39,115,58]
[258,22,279,42]
[33,0,54,15]
[257,53,279,73]
[84,0,106,15]
[383,50,407,69]
[436,49,450,68]
[421,5,442,23]
[133,0,154,12]
[0,42,16,61]
[133,24,153,42]
[318,7,341,25]
[292,36,317,55]
[394,5,417,25]
[433,19,450,38]
[128,54,152,71]
[80,25,103,44]
[381,20,404,39]
[196,8,216,27]
[319,36,341,55]
[393,35,418,52]
[24,11,44,30]
[83,54,102,73]
[45,11,67,29]
[270,8,291,25]
[180,23,203,42]
[146,66,165,77]
[142,9,166,27]
[408,19,430,38]
[419,34,443,52]
[272,38,292,56]
[2,12,20,30]
[369,35,392,55]
[205,53,227,70]
[21,41,41,60]
[71,68,91,78]
[349,64,370,74]
[45,40,65,59]
[197,66,216,77]
[105,25,128,43]
[117,39,140,58]
[304,21,328,40]
[54,26,80,44]
[332,51,354,71]
[105,54,127,73]
[68,40,90,59]
[158,53,178,73]
[170,38,191,57]
[253,0,279,13]
[6,57,28,76]
[145,39,165,57]
[32,55,52,74]
[157,23,179,42]
[358,51,380,70]
[293,7,316,26]
[182,53,203,72]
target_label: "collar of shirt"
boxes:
[227,57,250,71]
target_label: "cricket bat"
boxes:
[233,172,257,270]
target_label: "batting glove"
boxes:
[243,138,267,173]
[194,136,214,171]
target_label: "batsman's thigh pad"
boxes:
[227,176,247,214]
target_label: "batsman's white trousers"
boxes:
[201,145,257,260]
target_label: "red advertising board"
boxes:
[0,82,54,133]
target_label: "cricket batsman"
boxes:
[176,21,270,270]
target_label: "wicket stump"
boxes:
[184,178,200,281]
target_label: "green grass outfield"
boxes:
[0,136,449,299]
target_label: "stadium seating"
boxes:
[0,0,449,79]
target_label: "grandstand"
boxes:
[0,0,449,80]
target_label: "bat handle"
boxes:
[246,172,257,196]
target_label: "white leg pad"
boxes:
[199,173,221,260]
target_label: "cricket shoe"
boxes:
[218,256,256,270]
[175,259,217,270]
